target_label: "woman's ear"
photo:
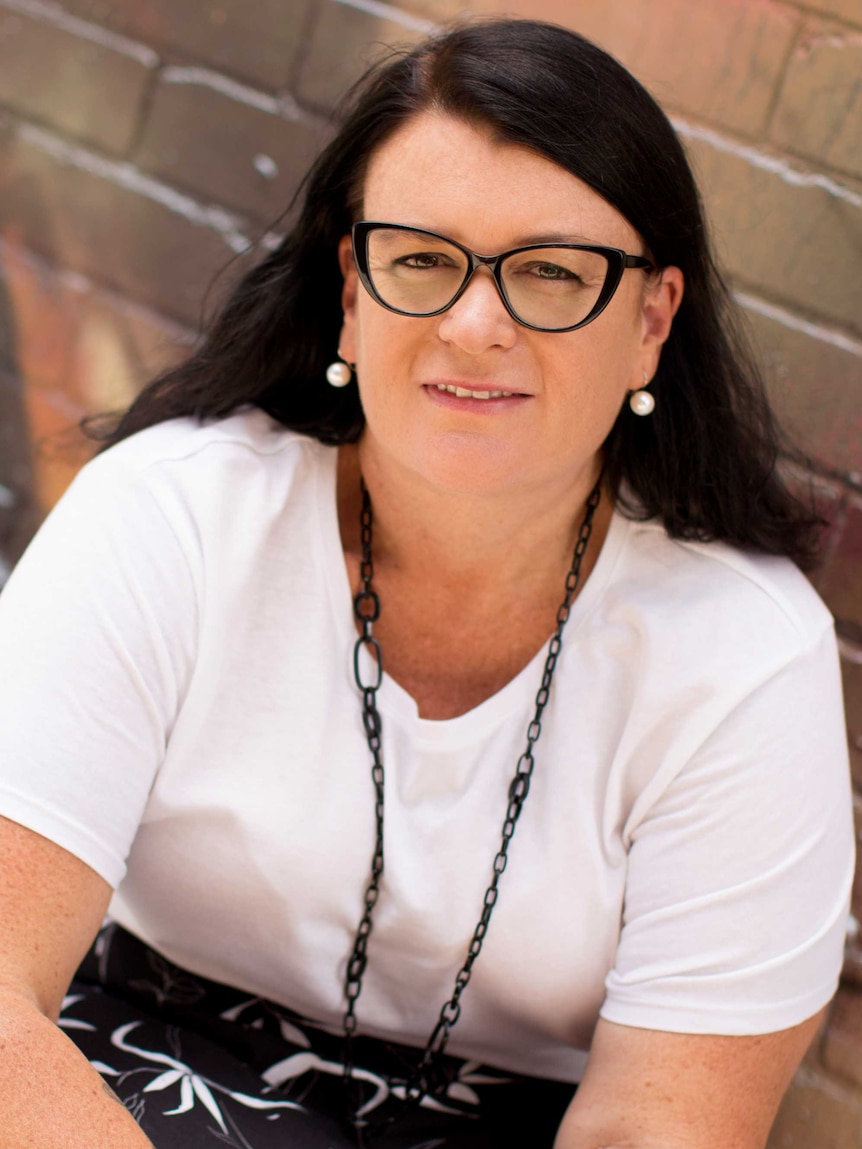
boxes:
[640,265,684,380]
[337,234,358,363]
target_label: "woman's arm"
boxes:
[554,1014,822,1149]
[0,815,154,1147]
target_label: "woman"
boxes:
[0,18,854,1149]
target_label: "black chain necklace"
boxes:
[343,477,602,1129]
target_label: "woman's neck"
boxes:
[336,438,611,719]
[337,438,611,599]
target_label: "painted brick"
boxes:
[136,73,327,225]
[68,286,195,413]
[0,5,154,155]
[0,117,256,327]
[822,986,862,1089]
[0,238,81,393]
[683,133,862,334]
[770,22,862,180]
[22,381,92,511]
[817,498,862,629]
[58,0,315,91]
[0,237,194,525]
[767,1064,862,1147]
[0,237,191,422]
[741,306,862,476]
[469,0,800,137]
[296,0,425,112]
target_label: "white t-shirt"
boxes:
[0,409,853,1083]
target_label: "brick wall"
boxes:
[0,0,860,1141]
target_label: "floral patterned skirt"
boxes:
[63,923,576,1148]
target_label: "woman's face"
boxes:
[338,112,682,500]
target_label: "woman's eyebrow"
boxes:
[507,231,596,246]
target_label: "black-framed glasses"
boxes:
[351,221,655,334]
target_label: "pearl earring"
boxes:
[629,370,655,416]
[326,359,353,388]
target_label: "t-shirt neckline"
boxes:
[314,443,628,744]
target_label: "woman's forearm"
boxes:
[0,988,154,1148]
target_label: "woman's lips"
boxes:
[422,382,531,410]
[430,382,520,400]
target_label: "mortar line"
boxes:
[160,65,307,122]
[17,122,255,256]
[670,115,862,209]
[332,0,438,35]
[0,0,158,66]
[733,290,862,358]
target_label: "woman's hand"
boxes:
[553,1014,823,1149]
[0,815,155,1147]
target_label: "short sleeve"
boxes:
[0,452,197,887]
[601,623,855,1035]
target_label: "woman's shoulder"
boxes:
[36,410,334,575]
[73,409,334,528]
[86,408,327,483]
[607,511,834,658]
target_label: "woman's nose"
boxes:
[435,267,518,353]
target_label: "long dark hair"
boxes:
[93,18,820,565]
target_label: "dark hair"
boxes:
[94,18,820,565]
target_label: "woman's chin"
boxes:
[390,432,547,499]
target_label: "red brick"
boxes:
[840,658,862,793]
[135,71,327,224]
[767,1063,862,1147]
[0,260,13,376]
[58,0,315,91]
[846,942,862,990]
[822,985,862,1089]
[770,21,862,180]
[818,498,862,630]
[401,0,464,16]
[853,790,862,903]
[470,0,801,137]
[682,132,862,335]
[848,809,862,988]
[0,367,40,572]
[0,115,256,327]
[789,0,862,27]
[741,305,862,477]
[777,460,843,569]
[0,4,155,155]
[296,0,426,112]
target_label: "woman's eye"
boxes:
[396,252,449,269]
[528,262,578,281]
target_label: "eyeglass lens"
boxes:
[364,227,613,330]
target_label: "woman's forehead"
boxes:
[360,111,639,251]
